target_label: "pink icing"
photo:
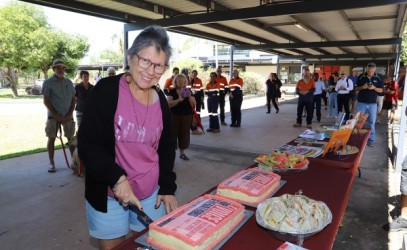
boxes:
[147,194,244,250]
[217,169,281,196]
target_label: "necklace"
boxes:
[128,83,150,135]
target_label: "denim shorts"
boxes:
[85,188,166,240]
[401,156,407,195]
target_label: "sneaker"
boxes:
[367,141,374,147]
[293,123,301,127]
[388,216,407,232]
[234,124,241,128]
[212,129,220,133]
[206,128,214,132]
[266,111,270,114]
[230,124,236,127]
[306,124,313,129]
[221,121,227,126]
[48,164,56,173]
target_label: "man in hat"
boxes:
[42,58,76,173]
[354,62,383,147]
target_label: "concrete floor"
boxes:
[0,94,405,249]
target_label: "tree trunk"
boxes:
[0,67,18,98]
[42,67,50,79]
[8,67,18,98]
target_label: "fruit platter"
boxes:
[256,193,332,243]
[255,152,309,173]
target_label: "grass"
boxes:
[0,88,63,159]
[0,88,43,101]
[0,145,62,160]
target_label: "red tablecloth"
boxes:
[114,132,370,250]
[293,131,370,175]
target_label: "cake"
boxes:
[147,194,245,250]
[216,169,281,206]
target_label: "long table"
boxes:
[114,132,369,250]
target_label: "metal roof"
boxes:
[20,0,407,66]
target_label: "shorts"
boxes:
[45,117,76,146]
[86,188,166,240]
[382,100,397,111]
[401,156,407,195]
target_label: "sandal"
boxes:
[180,154,190,161]
[48,165,56,173]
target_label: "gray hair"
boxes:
[127,26,172,65]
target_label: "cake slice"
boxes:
[147,194,245,250]
[216,169,281,206]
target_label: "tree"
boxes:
[401,32,407,65]
[89,32,124,66]
[0,2,89,97]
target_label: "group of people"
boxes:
[293,63,401,147]
[41,26,246,249]
[41,24,407,248]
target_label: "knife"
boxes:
[128,201,154,227]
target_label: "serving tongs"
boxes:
[128,201,154,227]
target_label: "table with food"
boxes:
[114,130,370,250]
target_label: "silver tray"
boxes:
[255,159,309,174]
[135,209,254,250]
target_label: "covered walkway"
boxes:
[0,95,403,249]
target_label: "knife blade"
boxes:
[128,201,154,227]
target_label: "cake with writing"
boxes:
[147,194,245,250]
[216,169,281,206]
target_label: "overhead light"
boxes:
[295,22,309,32]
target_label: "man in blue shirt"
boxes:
[355,62,383,146]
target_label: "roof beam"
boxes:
[136,0,407,27]
[19,0,144,23]
[236,38,402,50]
[280,53,397,60]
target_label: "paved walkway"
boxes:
[0,92,405,249]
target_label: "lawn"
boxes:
[0,89,62,159]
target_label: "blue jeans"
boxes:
[328,92,338,117]
[357,102,377,143]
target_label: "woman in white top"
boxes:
[335,71,354,120]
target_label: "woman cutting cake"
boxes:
[78,26,178,250]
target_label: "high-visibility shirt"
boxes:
[164,76,175,90]
[217,75,229,93]
[205,81,220,97]
[229,77,243,93]
[190,77,204,93]
[296,79,315,92]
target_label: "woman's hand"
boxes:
[155,195,178,213]
[113,175,142,210]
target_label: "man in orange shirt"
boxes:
[205,72,221,132]
[294,68,315,128]
[216,66,229,126]
[163,67,179,95]
[229,69,244,127]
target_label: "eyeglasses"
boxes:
[340,73,345,75]
[135,54,167,74]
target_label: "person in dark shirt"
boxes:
[355,62,383,147]
[167,74,196,160]
[265,73,281,114]
[75,70,94,128]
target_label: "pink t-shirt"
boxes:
[108,76,163,199]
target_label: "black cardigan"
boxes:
[78,74,176,212]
